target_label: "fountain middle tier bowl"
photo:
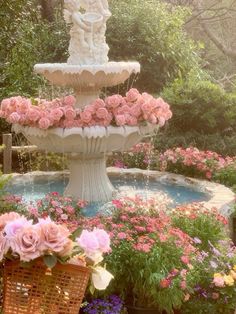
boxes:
[34,62,140,90]
[13,124,157,154]
[12,124,158,202]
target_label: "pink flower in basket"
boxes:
[38,219,71,253]
[12,225,42,262]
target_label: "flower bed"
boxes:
[159,147,236,181]
[0,88,172,129]
[77,197,236,313]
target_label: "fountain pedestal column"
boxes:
[64,153,115,202]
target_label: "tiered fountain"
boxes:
[12,0,163,203]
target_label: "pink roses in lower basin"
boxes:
[0,88,172,129]
[0,212,113,290]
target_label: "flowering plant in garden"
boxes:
[79,197,197,312]
[171,203,228,250]
[0,194,27,216]
[27,192,87,230]
[0,212,113,291]
[109,142,157,169]
[159,147,235,180]
[183,239,236,314]
[0,88,172,129]
[82,295,125,314]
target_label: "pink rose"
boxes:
[80,110,92,124]
[129,104,142,118]
[50,108,64,122]
[93,229,111,253]
[158,116,166,127]
[4,217,32,239]
[1,99,11,111]
[148,114,157,124]
[8,112,21,124]
[39,220,70,253]
[38,117,51,129]
[105,95,123,108]
[115,115,126,126]
[64,106,76,120]
[16,98,30,114]
[63,95,76,107]
[77,230,100,253]
[125,88,140,102]
[96,108,109,119]
[63,119,76,128]
[0,212,21,231]
[26,109,41,122]
[0,232,9,261]
[92,99,105,110]
[126,115,137,126]
[13,225,42,262]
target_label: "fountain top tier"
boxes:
[34,0,140,108]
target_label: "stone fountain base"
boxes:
[65,154,115,202]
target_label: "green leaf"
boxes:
[43,255,57,268]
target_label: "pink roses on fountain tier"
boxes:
[0,88,172,129]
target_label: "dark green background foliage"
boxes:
[107,0,203,93]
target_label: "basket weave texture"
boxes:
[3,259,90,314]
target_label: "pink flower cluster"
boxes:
[0,88,172,129]
[28,192,87,228]
[0,213,72,262]
[0,212,111,265]
[79,197,195,257]
[159,147,236,179]
[77,229,111,263]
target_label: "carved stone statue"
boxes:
[64,0,111,65]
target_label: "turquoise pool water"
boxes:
[7,176,210,216]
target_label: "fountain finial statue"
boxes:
[64,0,111,65]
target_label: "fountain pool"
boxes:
[7,168,234,217]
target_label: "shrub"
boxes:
[162,77,236,134]
[107,0,204,93]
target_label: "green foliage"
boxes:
[213,164,236,188]
[154,130,236,156]
[162,75,236,134]
[0,3,69,99]
[171,204,228,251]
[107,0,204,93]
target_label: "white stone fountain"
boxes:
[13,0,159,202]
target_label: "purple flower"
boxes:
[210,261,218,269]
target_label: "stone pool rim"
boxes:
[5,167,235,217]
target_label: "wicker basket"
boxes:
[3,259,90,314]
